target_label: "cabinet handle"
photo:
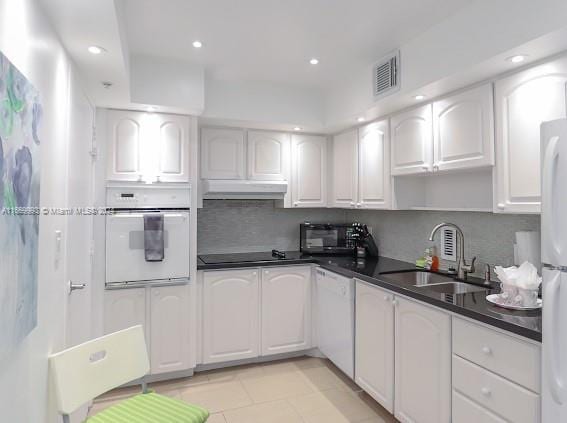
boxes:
[294,202,299,207]
[433,165,439,171]
[252,272,257,276]
[391,299,398,306]
[264,270,269,274]
[497,203,505,210]
[482,346,492,355]
[383,295,389,301]
[480,387,492,397]
[421,165,429,171]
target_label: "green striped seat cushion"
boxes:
[86,392,209,423]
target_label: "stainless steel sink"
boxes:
[384,270,489,294]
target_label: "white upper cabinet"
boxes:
[291,134,328,208]
[395,296,451,423]
[106,110,144,181]
[202,269,260,364]
[247,131,290,181]
[494,56,567,214]
[149,285,191,374]
[261,266,312,356]
[106,110,190,183]
[433,84,494,172]
[391,104,433,175]
[358,120,391,209]
[200,128,245,180]
[355,281,395,413]
[154,114,190,182]
[331,129,358,208]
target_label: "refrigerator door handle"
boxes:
[545,271,565,404]
[542,135,561,263]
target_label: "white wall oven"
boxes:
[105,185,190,288]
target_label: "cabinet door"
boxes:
[202,269,259,364]
[391,104,433,175]
[433,84,494,171]
[494,56,567,213]
[291,134,328,207]
[106,110,144,181]
[394,296,451,423]
[247,131,290,180]
[355,281,395,412]
[200,128,245,179]
[331,129,358,208]
[150,285,191,374]
[104,288,147,341]
[261,266,312,356]
[155,114,190,182]
[358,120,391,209]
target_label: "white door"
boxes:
[391,104,433,175]
[155,114,190,183]
[247,130,290,180]
[200,128,245,179]
[355,281,395,412]
[433,84,494,171]
[494,56,567,213]
[261,266,311,356]
[106,110,144,181]
[104,288,147,339]
[64,75,95,422]
[358,120,390,209]
[331,129,358,208]
[202,269,260,364]
[291,134,327,208]
[542,268,567,423]
[394,296,451,423]
[150,285,191,374]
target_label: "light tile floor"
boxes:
[90,357,399,423]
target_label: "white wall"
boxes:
[0,0,87,421]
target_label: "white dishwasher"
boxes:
[315,268,355,378]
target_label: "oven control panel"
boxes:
[106,185,190,208]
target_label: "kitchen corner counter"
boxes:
[197,252,542,342]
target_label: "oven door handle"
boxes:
[111,213,187,219]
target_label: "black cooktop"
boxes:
[199,251,303,264]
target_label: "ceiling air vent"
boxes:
[373,50,400,99]
[440,227,457,262]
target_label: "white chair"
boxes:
[49,325,209,423]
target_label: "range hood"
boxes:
[202,180,288,199]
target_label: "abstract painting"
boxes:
[0,51,41,359]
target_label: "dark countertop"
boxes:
[197,252,542,342]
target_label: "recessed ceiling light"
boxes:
[88,45,105,55]
[357,117,365,122]
[507,55,527,64]
[309,58,319,65]
[293,126,302,131]
[192,40,203,48]
[414,94,426,101]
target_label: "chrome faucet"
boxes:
[428,222,476,280]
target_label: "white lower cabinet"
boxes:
[261,266,312,355]
[355,281,395,412]
[202,268,260,364]
[149,285,191,374]
[104,288,147,336]
[452,390,506,423]
[104,285,192,375]
[394,296,451,423]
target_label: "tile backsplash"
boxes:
[198,200,540,277]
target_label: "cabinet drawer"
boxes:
[453,355,540,423]
[453,317,540,392]
[452,390,506,423]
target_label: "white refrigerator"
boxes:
[542,119,567,422]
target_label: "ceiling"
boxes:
[121,0,473,88]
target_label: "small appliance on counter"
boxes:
[300,222,378,257]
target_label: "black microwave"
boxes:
[300,223,357,254]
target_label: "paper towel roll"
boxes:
[515,231,541,271]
